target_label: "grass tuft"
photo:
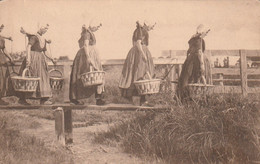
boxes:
[94,94,260,163]
[0,113,73,164]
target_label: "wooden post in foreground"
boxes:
[54,107,73,145]
[239,50,248,97]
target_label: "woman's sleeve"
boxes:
[133,28,143,41]
[82,32,91,41]
[28,36,37,46]
[0,38,5,49]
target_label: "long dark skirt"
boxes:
[69,46,104,101]
[18,51,52,99]
[177,51,212,99]
[0,52,15,98]
[119,45,155,98]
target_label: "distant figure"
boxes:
[119,21,155,105]
[227,57,229,68]
[0,24,15,105]
[223,57,229,68]
[69,22,105,105]
[18,24,55,105]
[214,58,219,68]
[247,59,252,68]
[177,24,212,99]
[235,59,240,68]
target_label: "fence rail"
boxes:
[212,68,260,75]
[210,50,260,95]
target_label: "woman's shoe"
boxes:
[71,100,84,105]
[141,101,149,107]
[40,99,53,105]
[42,100,53,105]
[141,100,154,107]
[96,99,105,106]
[18,99,30,106]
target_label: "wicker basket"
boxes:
[134,72,161,95]
[80,71,105,87]
[11,68,40,92]
[49,69,64,90]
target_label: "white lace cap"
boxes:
[196,24,205,34]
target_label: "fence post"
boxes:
[209,50,213,84]
[178,64,182,79]
[170,65,178,93]
[64,108,73,144]
[219,74,224,86]
[62,61,71,102]
[54,107,65,145]
[54,107,73,146]
[240,49,248,96]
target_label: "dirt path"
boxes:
[14,111,150,164]
[71,126,144,164]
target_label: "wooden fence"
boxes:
[9,49,260,102]
[210,49,260,96]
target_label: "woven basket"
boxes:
[11,68,40,92]
[49,69,64,90]
[134,72,161,95]
[187,83,214,99]
[80,71,105,87]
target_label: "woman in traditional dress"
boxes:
[119,21,155,105]
[0,24,15,105]
[18,24,55,105]
[69,22,105,105]
[177,24,212,100]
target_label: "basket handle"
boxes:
[10,71,19,77]
[22,68,31,78]
[144,71,152,80]
[90,65,93,72]
[49,69,63,78]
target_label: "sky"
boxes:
[0,0,260,60]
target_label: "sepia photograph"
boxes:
[0,0,260,163]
